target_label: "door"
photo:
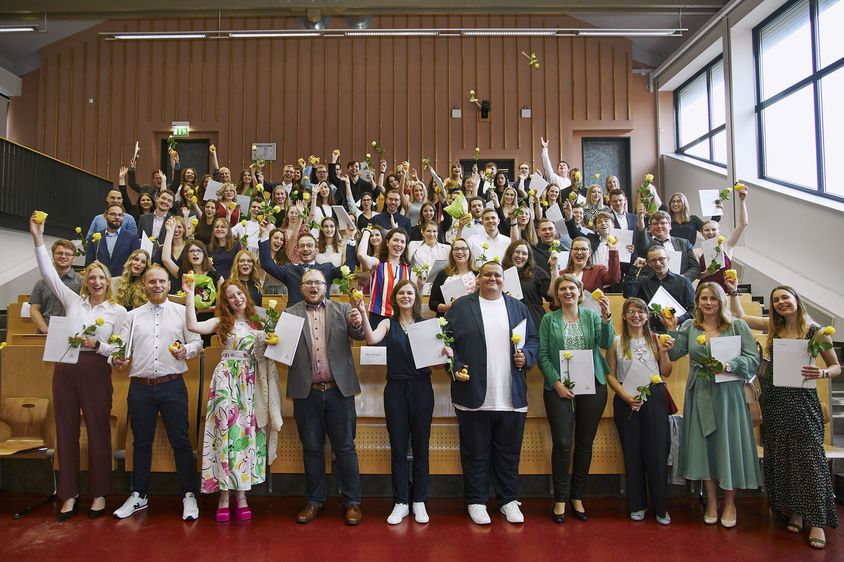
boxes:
[161,138,211,184]
[581,138,632,201]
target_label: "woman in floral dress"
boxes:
[185,277,267,522]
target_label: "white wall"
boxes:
[0,227,64,309]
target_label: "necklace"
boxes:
[398,318,414,333]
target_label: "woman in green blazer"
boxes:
[538,274,614,523]
[663,282,761,528]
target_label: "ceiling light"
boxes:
[462,29,556,37]
[228,31,320,38]
[113,33,207,40]
[0,25,39,33]
[576,29,684,37]
[344,30,438,37]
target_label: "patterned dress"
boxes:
[201,321,267,493]
[761,324,838,528]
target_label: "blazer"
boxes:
[635,233,701,281]
[258,239,341,306]
[85,228,141,277]
[371,211,412,232]
[444,292,539,410]
[138,211,175,242]
[285,299,365,399]
[538,307,614,390]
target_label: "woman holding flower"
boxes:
[356,280,434,525]
[428,238,478,316]
[29,214,128,520]
[230,249,264,305]
[501,240,551,329]
[316,216,354,269]
[160,216,189,292]
[726,280,839,549]
[697,187,749,290]
[537,274,613,523]
[495,186,519,234]
[606,297,674,524]
[582,184,607,226]
[115,249,151,310]
[216,183,242,226]
[552,236,621,293]
[665,193,720,246]
[357,227,418,323]
[208,218,242,280]
[185,277,270,522]
[409,202,440,242]
[269,185,289,228]
[663,282,761,528]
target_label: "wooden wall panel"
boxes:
[13,15,654,187]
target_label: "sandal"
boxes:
[809,528,826,550]
[786,514,803,533]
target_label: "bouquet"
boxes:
[412,263,431,279]
[255,193,283,224]
[332,265,363,301]
[444,191,469,220]
[192,274,217,311]
[252,298,281,344]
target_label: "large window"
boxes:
[755,0,844,199]
[674,57,727,166]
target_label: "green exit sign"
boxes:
[171,121,190,137]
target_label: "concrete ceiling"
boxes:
[0,1,729,77]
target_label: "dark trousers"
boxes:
[544,383,608,501]
[127,377,195,496]
[613,387,670,516]
[53,353,113,501]
[455,409,526,506]
[384,379,434,503]
[293,386,361,506]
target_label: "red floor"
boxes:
[0,494,840,561]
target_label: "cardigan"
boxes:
[538,307,614,389]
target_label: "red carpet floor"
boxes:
[0,494,840,561]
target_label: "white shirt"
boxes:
[446,219,484,244]
[151,210,168,237]
[593,239,610,268]
[408,241,450,271]
[468,231,511,266]
[35,244,126,356]
[613,211,629,230]
[119,300,202,378]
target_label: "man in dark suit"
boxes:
[371,189,412,232]
[444,261,539,525]
[258,233,342,307]
[622,244,695,333]
[85,204,140,276]
[285,268,365,526]
[608,188,638,233]
[137,189,176,241]
[635,210,700,282]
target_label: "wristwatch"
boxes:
[724,363,732,374]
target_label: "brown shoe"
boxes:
[296,503,323,524]
[344,503,363,526]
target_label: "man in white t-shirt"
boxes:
[444,261,539,526]
[468,208,511,267]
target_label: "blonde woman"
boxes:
[667,192,720,246]
[115,249,151,310]
[582,184,607,226]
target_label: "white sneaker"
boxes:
[413,502,429,524]
[387,503,410,525]
[113,492,148,519]
[499,500,524,524]
[630,509,647,521]
[468,503,491,525]
[182,492,199,521]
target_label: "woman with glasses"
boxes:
[551,236,620,293]
[429,238,478,317]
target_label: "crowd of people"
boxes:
[21,137,838,550]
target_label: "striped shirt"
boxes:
[368,260,412,317]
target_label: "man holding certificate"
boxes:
[443,261,539,525]
[623,245,695,333]
[285,269,366,526]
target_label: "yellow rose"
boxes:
[92,232,102,242]
[662,307,675,319]
[176,290,186,297]
[568,192,577,201]
[109,335,120,343]
[696,335,707,345]
[511,334,522,345]
[724,269,737,281]
[340,265,351,276]
[658,334,672,345]
[438,317,448,327]
[149,236,156,243]
[493,256,500,262]
[95,317,105,326]
[267,299,278,309]
[168,341,182,353]
[574,171,582,180]
[228,202,237,210]
[352,290,364,301]
[528,190,535,196]
[191,218,199,226]
[717,235,725,244]
[263,191,271,200]
[822,326,835,336]
[371,141,377,147]
[302,192,311,201]
[650,375,663,385]
[32,210,48,224]
[0,342,6,350]
[594,173,600,180]
[591,289,604,300]
[469,90,476,96]
[482,242,489,250]
[273,205,281,213]
[257,214,264,222]
[190,195,197,203]
[265,332,279,345]
[241,220,247,227]
[298,158,306,167]
[366,153,371,159]
[644,173,654,182]
[74,226,82,234]
[563,351,573,360]
[607,235,617,245]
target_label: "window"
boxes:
[674,57,727,166]
[755,0,844,199]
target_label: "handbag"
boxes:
[744,341,764,426]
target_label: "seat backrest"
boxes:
[0,398,50,440]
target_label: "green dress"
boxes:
[669,318,762,490]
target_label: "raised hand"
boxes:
[119,166,129,180]
[540,136,549,148]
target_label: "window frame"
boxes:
[674,55,727,168]
[753,0,844,201]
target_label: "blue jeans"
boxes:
[293,386,361,506]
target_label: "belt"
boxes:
[311,381,337,391]
[132,373,183,386]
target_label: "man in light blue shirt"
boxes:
[87,189,137,238]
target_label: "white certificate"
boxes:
[262,312,305,366]
[529,173,549,199]
[132,141,140,163]
[360,346,387,365]
[236,195,252,216]
[610,228,634,264]
[43,316,83,364]
[405,318,449,369]
[560,349,596,395]
[666,249,683,275]
[502,266,523,300]
[710,335,742,383]
[580,290,602,315]
[440,278,469,305]
[647,285,687,318]
[621,359,657,398]
[544,202,564,224]
[427,259,448,285]
[700,236,724,271]
[698,189,723,217]
[20,302,31,318]
[549,250,569,273]
[773,338,816,389]
[332,205,355,230]
[141,231,154,257]
[512,319,527,351]
[203,180,223,201]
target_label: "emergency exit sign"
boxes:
[171,121,190,137]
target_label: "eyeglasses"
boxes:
[301,280,325,287]
[188,249,204,255]
[452,247,469,253]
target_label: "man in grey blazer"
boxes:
[285,268,365,526]
[635,210,701,281]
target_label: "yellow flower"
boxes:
[594,173,600,180]
[190,195,197,203]
[658,334,672,345]
[352,290,364,301]
[662,308,675,319]
[511,334,522,345]
[482,242,489,250]
[0,342,6,350]
[650,375,663,385]
[273,205,281,213]
[366,153,372,159]
[717,235,725,244]
[724,269,737,281]
[91,232,102,242]
[95,317,105,326]
[263,191,271,201]
[191,218,199,226]
[302,192,311,201]
[109,335,120,343]
[563,351,573,360]
[574,171,582,180]
[493,256,500,262]
[372,141,377,147]
[591,289,604,300]
[74,226,82,234]
[240,220,247,227]
[340,265,351,276]
[644,173,654,182]
[257,214,264,222]
[528,189,535,196]
[568,192,577,201]
[149,236,156,243]
[176,290,186,297]
[696,334,707,345]
[822,326,835,336]
[251,144,257,151]
[228,202,237,210]
[733,182,747,192]
[607,235,617,245]
[298,158,306,167]
[265,332,279,345]
[438,317,448,327]
[469,90,476,96]
[32,210,48,224]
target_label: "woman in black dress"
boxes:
[501,239,551,329]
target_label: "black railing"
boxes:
[0,137,112,237]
